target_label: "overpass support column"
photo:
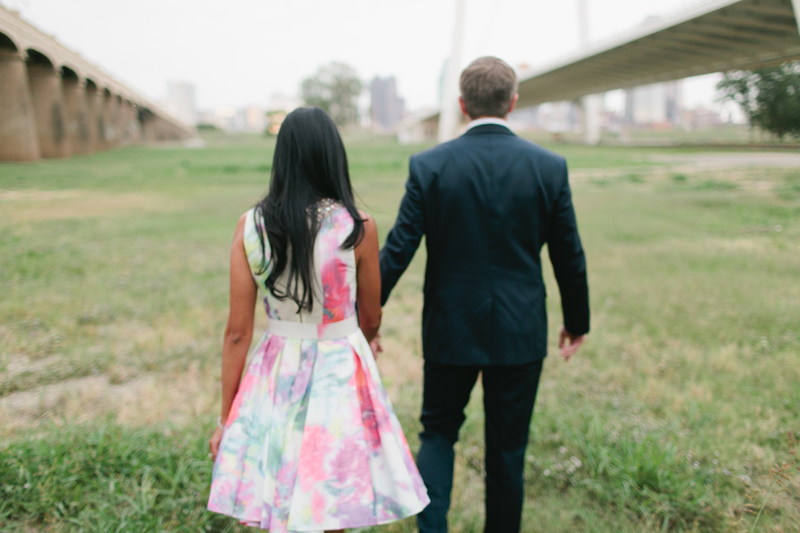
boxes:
[0,50,40,161]
[793,0,800,34]
[62,78,91,155]
[581,93,602,146]
[27,63,71,158]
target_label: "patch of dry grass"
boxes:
[0,189,182,224]
[1,136,798,531]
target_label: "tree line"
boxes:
[301,62,362,127]
[718,60,800,140]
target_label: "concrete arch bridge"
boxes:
[0,6,194,162]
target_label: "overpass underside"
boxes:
[517,0,800,108]
[0,7,193,162]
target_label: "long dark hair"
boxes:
[255,107,364,313]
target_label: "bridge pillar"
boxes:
[115,97,130,145]
[155,117,168,141]
[104,93,123,148]
[121,101,142,144]
[118,100,130,144]
[581,93,602,146]
[27,62,71,158]
[128,104,142,143]
[140,109,156,142]
[85,82,104,152]
[62,76,92,155]
[0,49,40,161]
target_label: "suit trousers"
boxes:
[416,359,544,533]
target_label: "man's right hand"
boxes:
[558,327,585,362]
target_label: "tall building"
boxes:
[166,82,197,126]
[664,81,683,124]
[625,80,683,126]
[623,88,635,124]
[370,76,405,132]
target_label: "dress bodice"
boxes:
[242,201,357,324]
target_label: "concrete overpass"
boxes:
[406,0,800,144]
[517,0,800,108]
[0,6,194,162]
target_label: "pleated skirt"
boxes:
[207,330,429,532]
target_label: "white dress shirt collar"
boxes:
[465,117,510,131]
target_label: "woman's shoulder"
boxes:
[356,209,373,223]
[355,209,376,249]
[238,208,255,228]
[240,207,265,263]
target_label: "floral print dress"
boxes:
[208,202,429,532]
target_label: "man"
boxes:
[378,56,590,532]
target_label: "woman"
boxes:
[207,107,429,532]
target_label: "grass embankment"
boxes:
[1,133,798,532]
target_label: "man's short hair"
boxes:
[459,57,518,119]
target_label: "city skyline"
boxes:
[1,0,724,114]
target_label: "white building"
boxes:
[166,82,197,126]
[626,80,682,126]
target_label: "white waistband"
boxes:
[267,315,359,340]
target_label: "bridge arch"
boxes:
[61,62,83,81]
[25,48,54,69]
[61,65,79,81]
[0,30,18,52]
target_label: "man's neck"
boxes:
[465,116,509,131]
[470,115,507,121]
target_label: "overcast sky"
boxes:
[2,0,723,112]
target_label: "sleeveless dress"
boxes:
[208,201,429,532]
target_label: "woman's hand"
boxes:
[369,332,384,360]
[209,427,224,462]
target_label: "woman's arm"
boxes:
[354,211,382,343]
[210,213,257,460]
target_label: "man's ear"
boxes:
[507,93,519,115]
[459,96,469,117]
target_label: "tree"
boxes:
[301,62,362,126]
[718,61,800,140]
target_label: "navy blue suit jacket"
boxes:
[379,124,589,365]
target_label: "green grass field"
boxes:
[1,132,798,532]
